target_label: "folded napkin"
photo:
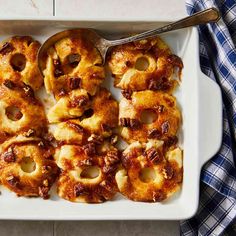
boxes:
[180,0,236,235]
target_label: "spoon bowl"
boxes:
[37,7,220,75]
[37,28,109,76]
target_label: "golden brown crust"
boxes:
[0,33,184,204]
[116,140,183,202]
[0,136,58,198]
[56,144,119,203]
[47,88,90,123]
[119,90,181,143]
[0,36,43,90]
[43,33,105,100]
[0,81,47,143]
[108,37,183,93]
[50,88,119,144]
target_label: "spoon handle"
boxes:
[109,7,220,46]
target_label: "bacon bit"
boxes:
[87,134,103,144]
[168,54,183,78]
[3,148,15,163]
[110,134,118,145]
[164,97,174,107]
[176,171,183,183]
[68,77,81,90]
[76,97,88,106]
[162,165,174,180]
[58,88,67,97]
[6,175,20,188]
[43,179,49,187]
[134,39,152,50]
[83,143,96,156]
[104,150,120,166]
[148,128,162,139]
[121,153,131,169]
[119,118,140,129]
[24,129,35,137]
[164,136,178,148]
[160,82,172,91]
[38,141,45,148]
[167,54,183,69]
[148,78,171,91]
[53,59,64,77]
[53,59,61,67]
[161,121,170,134]
[0,42,14,55]
[68,122,83,132]
[152,190,166,202]
[25,37,33,46]
[101,124,112,133]
[89,73,97,79]
[100,180,107,187]
[3,80,15,89]
[70,96,88,107]
[22,83,34,97]
[54,68,64,77]
[80,158,92,166]
[42,165,52,174]
[154,105,165,113]
[121,90,132,100]
[38,186,50,199]
[103,165,116,174]
[43,133,54,142]
[145,147,163,164]
[125,60,132,67]
[148,79,159,90]
[74,183,87,197]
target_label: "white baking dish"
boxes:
[0,18,222,220]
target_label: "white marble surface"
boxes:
[0,0,53,16]
[0,0,186,235]
[55,0,187,19]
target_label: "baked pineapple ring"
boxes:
[56,144,119,203]
[49,88,118,143]
[47,88,90,123]
[108,37,183,93]
[0,136,58,198]
[116,140,183,202]
[0,81,47,143]
[119,90,181,143]
[43,32,105,100]
[0,36,43,90]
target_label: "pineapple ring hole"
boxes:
[139,168,156,183]
[5,106,23,121]
[20,156,36,173]
[135,57,149,71]
[140,109,158,124]
[10,53,26,72]
[80,166,100,179]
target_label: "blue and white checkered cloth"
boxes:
[180,0,236,235]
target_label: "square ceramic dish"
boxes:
[0,19,222,220]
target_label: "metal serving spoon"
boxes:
[37,7,220,74]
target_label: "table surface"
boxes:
[0,0,186,235]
